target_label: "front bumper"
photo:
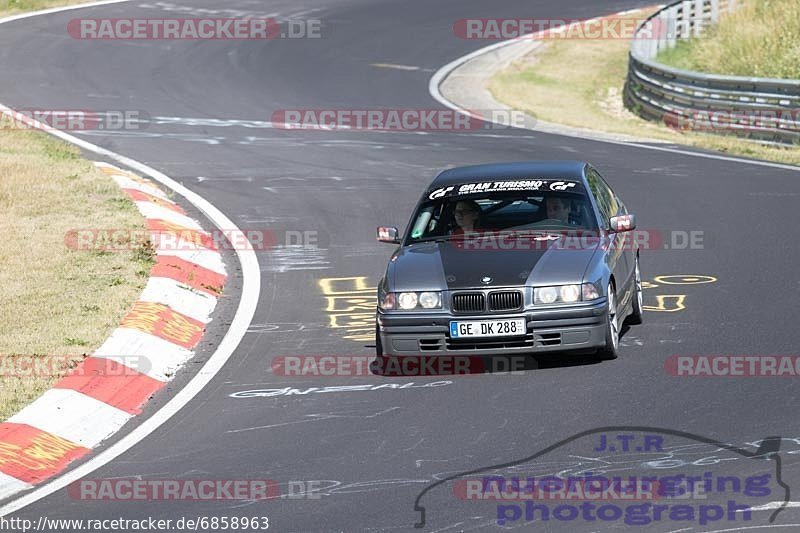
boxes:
[377,299,608,356]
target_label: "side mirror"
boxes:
[377,226,401,244]
[609,214,636,233]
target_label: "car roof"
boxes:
[428,161,588,190]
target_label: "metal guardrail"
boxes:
[624,0,800,145]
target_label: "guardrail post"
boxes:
[693,0,704,37]
[710,0,720,23]
[680,0,692,38]
[667,8,677,48]
[648,21,658,58]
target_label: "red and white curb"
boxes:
[0,162,226,500]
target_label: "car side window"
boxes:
[599,176,619,217]
[586,167,615,228]
[616,197,627,215]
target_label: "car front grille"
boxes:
[452,292,485,313]
[488,291,523,312]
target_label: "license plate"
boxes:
[449,318,526,338]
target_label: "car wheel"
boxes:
[628,256,644,325]
[598,283,619,360]
[375,323,384,357]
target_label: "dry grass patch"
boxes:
[0,129,153,420]
[657,0,800,79]
[487,7,800,166]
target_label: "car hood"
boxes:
[389,237,599,291]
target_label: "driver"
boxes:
[451,199,482,236]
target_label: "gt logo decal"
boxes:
[428,186,454,200]
[549,181,577,191]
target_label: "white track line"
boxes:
[0,0,260,516]
[746,501,800,511]
[428,13,800,173]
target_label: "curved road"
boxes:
[1,0,799,531]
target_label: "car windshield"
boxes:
[406,184,597,244]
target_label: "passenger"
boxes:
[544,195,572,224]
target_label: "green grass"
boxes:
[656,0,800,78]
[487,6,800,166]
[655,40,693,70]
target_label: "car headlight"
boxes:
[398,292,418,310]
[535,286,559,304]
[380,291,442,310]
[560,284,581,303]
[418,291,440,309]
[534,283,599,304]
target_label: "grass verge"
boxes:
[1,1,154,421]
[0,129,154,421]
[656,0,800,79]
[1,0,96,18]
[487,6,800,166]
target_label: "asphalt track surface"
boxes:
[1,0,800,531]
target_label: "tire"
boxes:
[628,256,644,325]
[597,282,619,360]
[375,324,384,357]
